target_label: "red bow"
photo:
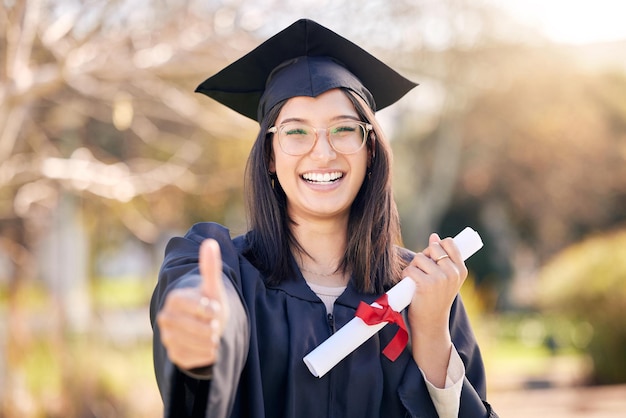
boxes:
[355,294,408,361]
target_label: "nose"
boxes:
[309,129,336,161]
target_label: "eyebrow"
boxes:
[278,115,360,125]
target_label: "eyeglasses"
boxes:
[268,120,372,156]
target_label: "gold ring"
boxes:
[434,254,450,263]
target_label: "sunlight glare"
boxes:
[497,0,626,44]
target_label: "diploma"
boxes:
[303,227,484,378]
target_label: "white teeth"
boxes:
[302,172,343,183]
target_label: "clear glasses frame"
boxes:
[268,120,373,156]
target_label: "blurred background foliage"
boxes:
[1,0,626,416]
[538,229,626,385]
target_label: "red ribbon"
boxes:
[355,294,408,361]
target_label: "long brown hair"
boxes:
[243,88,405,294]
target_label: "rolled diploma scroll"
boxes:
[303,227,483,378]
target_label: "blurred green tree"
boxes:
[537,228,626,384]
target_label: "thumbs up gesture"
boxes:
[157,239,229,370]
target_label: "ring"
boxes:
[434,254,450,263]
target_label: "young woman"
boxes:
[151,19,498,418]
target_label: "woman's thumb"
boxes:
[199,239,224,300]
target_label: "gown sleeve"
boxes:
[419,346,464,418]
[398,295,499,418]
[150,222,250,418]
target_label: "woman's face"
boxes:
[269,89,369,223]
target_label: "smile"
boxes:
[301,171,344,184]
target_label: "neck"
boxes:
[291,216,349,286]
[300,266,349,287]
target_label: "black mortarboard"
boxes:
[195,19,418,122]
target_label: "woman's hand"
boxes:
[156,239,230,371]
[402,233,468,387]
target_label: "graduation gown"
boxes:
[150,222,498,418]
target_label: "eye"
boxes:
[284,125,310,136]
[330,123,359,136]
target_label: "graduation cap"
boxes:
[196,19,418,122]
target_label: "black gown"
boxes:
[150,222,498,418]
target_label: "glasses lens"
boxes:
[279,123,315,155]
[329,121,366,154]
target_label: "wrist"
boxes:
[411,330,452,355]
[411,334,453,388]
[408,314,450,340]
